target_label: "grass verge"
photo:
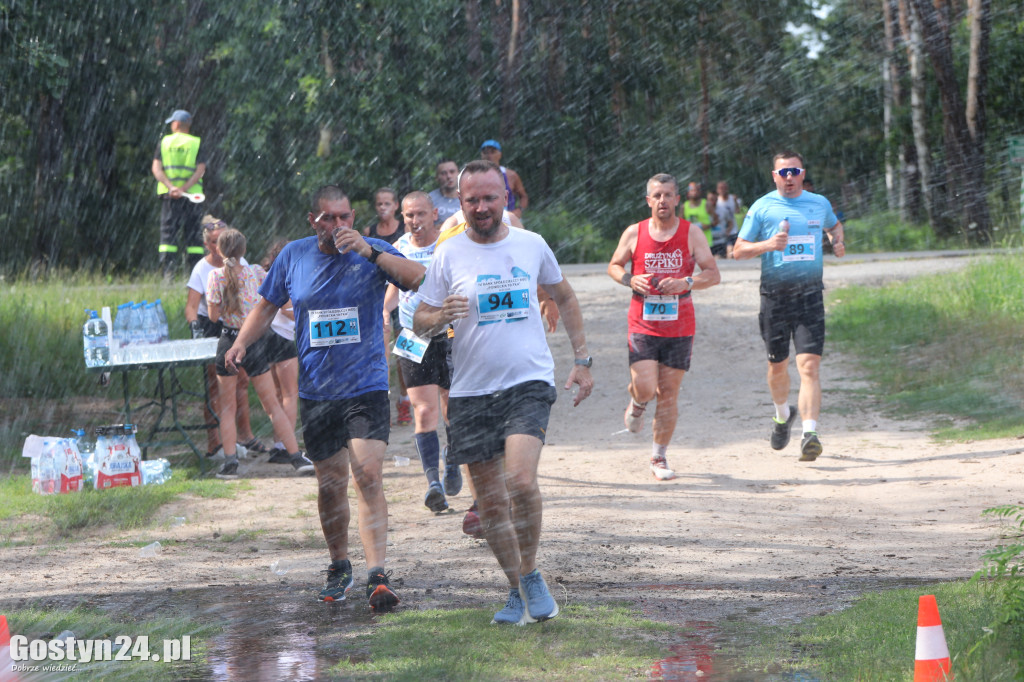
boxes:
[4,606,217,681]
[828,252,1024,439]
[0,469,235,540]
[328,602,677,680]
[720,580,1021,681]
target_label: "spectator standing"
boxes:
[152,109,207,277]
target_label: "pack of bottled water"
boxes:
[22,435,85,495]
[94,424,142,489]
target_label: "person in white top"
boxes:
[414,160,593,626]
[383,192,462,512]
[183,216,263,458]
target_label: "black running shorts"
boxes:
[300,391,390,461]
[447,381,556,466]
[758,289,826,363]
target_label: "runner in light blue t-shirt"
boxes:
[733,151,845,463]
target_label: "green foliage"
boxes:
[828,253,1024,437]
[331,602,676,680]
[967,505,1024,676]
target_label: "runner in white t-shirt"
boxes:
[414,160,593,626]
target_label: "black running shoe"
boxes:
[366,569,400,611]
[318,560,354,602]
[800,432,823,462]
[267,447,292,464]
[215,457,239,479]
[770,408,798,451]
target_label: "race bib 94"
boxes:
[476,277,530,323]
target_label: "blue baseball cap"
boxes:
[480,139,501,151]
[165,110,192,124]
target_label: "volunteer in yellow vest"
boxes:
[681,181,715,247]
[152,109,208,276]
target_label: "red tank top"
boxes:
[627,218,696,337]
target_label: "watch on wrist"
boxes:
[684,276,694,289]
[367,243,385,264]
[574,356,593,368]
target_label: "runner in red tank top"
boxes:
[607,173,720,480]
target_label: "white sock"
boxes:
[774,403,790,421]
[274,441,285,450]
[802,420,817,434]
[652,443,667,460]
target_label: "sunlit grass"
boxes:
[0,470,235,537]
[330,603,677,681]
[721,580,1020,681]
[828,253,1024,439]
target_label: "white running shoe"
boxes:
[650,457,675,480]
[624,399,647,433]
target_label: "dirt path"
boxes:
[3,251,1023,633]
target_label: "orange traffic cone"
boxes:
[0,614,17,682]
[914,595,953,681]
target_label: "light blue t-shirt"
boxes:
[428,189,461,226]
[259,236,406,400]
[738,190,838,292]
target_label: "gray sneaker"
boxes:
[491,588,526,625]
[800,432,822,462]
[770,408,798,450]
[519,569,559,623]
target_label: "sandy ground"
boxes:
[2,251,1023,636]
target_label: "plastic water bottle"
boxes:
[154,299,170,342]
[37,446,57,495]
[143,302,161,344]
[113,303,132,349]
[141,458,172,485]
[82,310,110,368]
[128,302,146,346]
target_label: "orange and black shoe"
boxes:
[366,568,400,611]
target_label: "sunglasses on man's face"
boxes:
[773,167,804,179]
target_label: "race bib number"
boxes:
[309,307,360,347]
[642,295,679,321]
[476,277,530,323]
[783,235,815,262]
[392,327,430,363]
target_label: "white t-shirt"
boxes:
[392,232,438,329]
[418,228,563,397]
[271,305,295,341]
[187,256,249,319]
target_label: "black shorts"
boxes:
[447,381,556,466]
[759,289,825,363]
[398,334,451,389]
[628,333,693,371]
[215,328,272,377]
[264,330,298,365]
[300,391,390,461]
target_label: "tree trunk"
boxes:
[500,0,522,139]
[466,0,483,103]
[965,0,990,147]
[900,0,934,229]
[697,8,711,185]
[883,0,897,211]
[908,0,991,241]
[317,28,335,159]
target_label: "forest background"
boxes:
[2,0,1022,273]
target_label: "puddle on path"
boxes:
[649,621,821,682]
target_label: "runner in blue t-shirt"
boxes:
[734,151,846,462]
[224,184,425,610]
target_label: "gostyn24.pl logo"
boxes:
[9,632,191,664]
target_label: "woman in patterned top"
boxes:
[206,228,303,479]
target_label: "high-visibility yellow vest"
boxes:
[157,132,202,194]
